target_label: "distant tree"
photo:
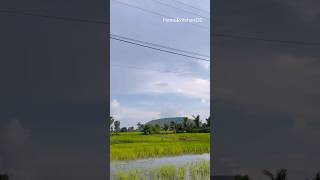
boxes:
[108,116,115,132]
[235,175,250,180]
[114,120,121,132]
[154,124,161,134]
[170,121,176,133]
[128,126,135,132]
[137,122,144,132]
[314,172,320,180]
[176,123,183,132]
[163,123,169,131]
[205,116,210,128]
[192,115,201,129]
[262,169,287,180]
[120,127,127,132]
[182,117,189,131]
[143,124,152,135]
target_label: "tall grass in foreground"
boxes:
[111,132,210,161]
[113,160,209,180]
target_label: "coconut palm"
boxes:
[108,116,115,133]
[163,123,169,132]
[182,117,189,130]
[192,115,201,128]
[170,121,176,133]
[205,116,210,128]
[114,120,120,133]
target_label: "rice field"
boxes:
[113,160,210,180]
[110,132,210,161]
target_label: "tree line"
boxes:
[108,115,210,135]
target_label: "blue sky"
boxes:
[110,0,210,127]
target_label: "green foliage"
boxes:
[120,127,128,132]
[205,116,210,128]
[137,122,144,132]
[109,116,115,132]
[163,123,169,131]
[142,124,161,135]
[114,120,121,132]
[170,121,176,133]
[192,115,201,129]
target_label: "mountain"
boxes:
[146,117,192,127]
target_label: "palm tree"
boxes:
[262,169,287,180]
[163,123,169,132]
[205,116,210,128]
[108,116,115,133]
[192,115,201,128]
[182,117,188,131]
[170,121,176,133]
[114,120,121,133]
[137,122,144,132]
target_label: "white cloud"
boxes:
[119,70,210,103]
[110,99,160,127]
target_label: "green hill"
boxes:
[146,117,193,127]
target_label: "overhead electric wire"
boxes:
[152,0,209,20]
[111,0,209,30]
[111,64,190,75]
[2,8,320,48]
[110,36,210,62]
[0,9,108,24]
[171,0,209,14]
[110,34,210,58]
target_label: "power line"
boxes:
[111,0,209,30]
[214,33,320,47]
[171,0,209,14]
[0,9,108,24]
[110,36,210,62]
[111,64,190,75]
[3,8,320,48]
[110,34,210,58]
[152,0,209,20]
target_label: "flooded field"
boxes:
[111,154,210,180]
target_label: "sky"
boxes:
[110,0,210,127]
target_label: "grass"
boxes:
[113,160,210,180]
[110,132,210,161]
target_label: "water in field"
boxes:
[111,153,210,180]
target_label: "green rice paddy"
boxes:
[110,132,210,161]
